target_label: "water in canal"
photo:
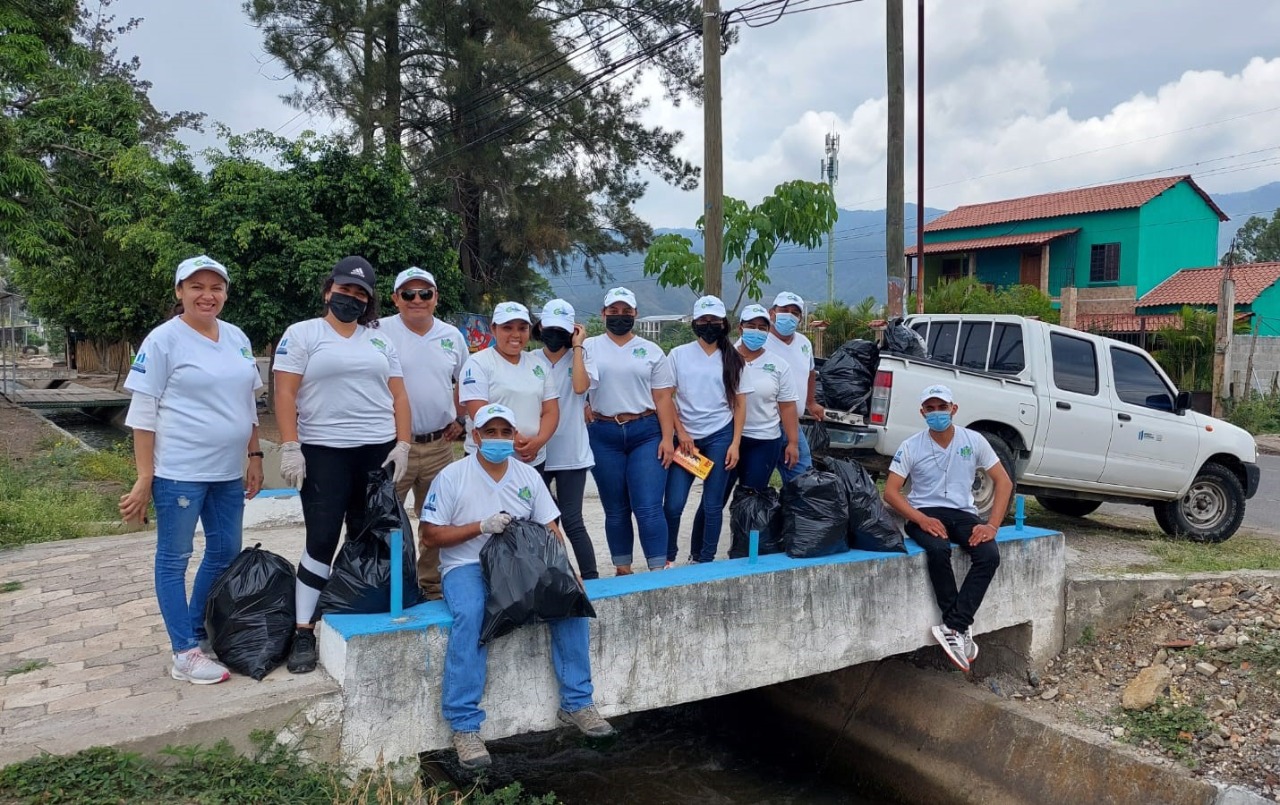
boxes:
[40,409,130,451]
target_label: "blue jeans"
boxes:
[778,423,813,482]
[691,433,784,547]
[152,477,244,653]
[665,421,734,563]
[587,415,669,569]
[440,564,595,732]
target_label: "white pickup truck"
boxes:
[823,314,1261,543]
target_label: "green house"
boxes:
[907,175,1227,300]
[1137,262,1280,337]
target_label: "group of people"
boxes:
[121,253,1009,769]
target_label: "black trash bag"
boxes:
[801,420,831,456]
[781,470,850,559]
[818,339,880,413]
[823,457,907,553]
[883,321,929,358]
[317,470,422,617]
[204,544,296,680]
[728,486,784,559]
[480,518,596,645]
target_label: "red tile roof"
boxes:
[905,229,1078,256]
[925,176,1228,232]
[1137,262,1280,307]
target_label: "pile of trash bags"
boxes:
[204,545,296,680]
[480,518,596,644]
[882,320,929,358]
[817,339,879,414]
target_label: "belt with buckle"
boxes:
[593,409,656,424]
[412,427,450,444]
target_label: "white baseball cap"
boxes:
[492,301,531,325]
[920,384,954,405]
[772,291,805,313]
[739,304,770,323]
[539,299,575,331]
[602,287,638,309]
[693,295,727,319]
[393,267,436,291]
[175,255,229,286]
[473,403,517,430]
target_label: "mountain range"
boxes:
[542,181,1280,317]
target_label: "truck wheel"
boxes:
[972,433,1016,521]
[1034,496,1102,518]
[1153,463,1245,543]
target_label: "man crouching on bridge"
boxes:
[420,403,615,770]
[882,384,1012,674]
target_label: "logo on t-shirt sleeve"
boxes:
[424,492,437,513]
[130,352,147,374]
[240,347,253,360]
[462,367,475,385]
[275,338,289,356]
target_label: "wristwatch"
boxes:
[248,451,265,459]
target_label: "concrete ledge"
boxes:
[318,527,1065,767]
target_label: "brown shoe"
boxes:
[451,731,491,769]
[558,705,616,737]
[614,565,634,576]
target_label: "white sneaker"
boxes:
[963,629,979,663]
[931,625,971,673]
[171,648,230,684]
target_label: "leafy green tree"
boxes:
[1221,209,1280,264]
[812,297,882,355]
[643,180,838,313]
[246,0,717,303]
[914,277,1059,323]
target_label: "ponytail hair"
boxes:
[716,322,744,409]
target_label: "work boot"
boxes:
[287,628,317,674]
[557,705,616,737]
[452,731,491,770]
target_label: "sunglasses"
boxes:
[398,289,435,301]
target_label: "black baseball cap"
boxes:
[330,256,375,295]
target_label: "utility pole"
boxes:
[885,0,905,319]
[821,132,840,304]
[914,0,925,313]
[702,0,724,298]
[1212,240,1237,417]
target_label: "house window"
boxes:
[941,258,964,280]
[1089,243,1120,283]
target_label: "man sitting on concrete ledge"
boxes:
[420,403,615,770]
[883,384,1012,674]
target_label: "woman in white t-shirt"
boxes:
[663,295,747,564]
[272,256,412,675]
[120,255,264,685]
[533,299,597,580]
[458,301,560,471]
[581,287,678,575]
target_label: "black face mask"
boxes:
[328,293,367,323]
[605,315,635,336]
[541,328,572,351]
[692,322,723,344]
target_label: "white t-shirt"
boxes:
[124,318,262,482]
[582,334,674,417]
[888,427,1000,515]
[667,342,750,440]
[542,350,593,471]
[766,331,815,417]
[378,315,466,435]
[273,318,402,448]
[740,349,799,440]
[424,455,561,578]
[458,348,558,465]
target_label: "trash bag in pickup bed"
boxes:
[317,470,422,617]
[882,322,928,358]
[728,486,784,558]
[822,457,906,553]
[480,518,596,645]
[781,470,850,559]
[818,339,880,413]
[205,544,295,680]
[801,420,831,456]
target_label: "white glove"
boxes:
[381,440,411,484]
[279,441,305,489]
[480,512,512,535]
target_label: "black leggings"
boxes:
[542,468,599,580]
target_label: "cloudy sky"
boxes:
[125,0,1280,228]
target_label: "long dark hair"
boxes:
[321,278,380,327]
[713,321,744,409]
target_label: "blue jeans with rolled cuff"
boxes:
[691,433,784,555]
[587,415,669,570]
[664,421,735,563]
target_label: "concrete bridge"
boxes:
[317,526,1065,768]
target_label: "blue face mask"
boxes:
[925,411,952,432]
[773,312,799,337]
[479,438,516,462]
[741,329,769,351]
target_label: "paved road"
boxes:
[1097,453,1279,534]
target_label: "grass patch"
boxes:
[1197,627,1280,689]
[3,660,48,678]
[1129,534,1280,573]
[1077,625,1097,646]
[1114,697,1210,763]
[0,437,137,549]
[0,737,558,805]
[0,581,21,593]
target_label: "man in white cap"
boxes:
[767,291,823,479]
[882,384,1011,674]
[378,267,467,599]
[421,403,615,770]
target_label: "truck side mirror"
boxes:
[1174,391,1192,415]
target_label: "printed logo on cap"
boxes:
[699,298,717,309]
[349,266,366,277]
[553,306,569,315]
[486,405,503,415]
[502,303,523,313]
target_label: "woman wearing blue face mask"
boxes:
[766,291,823,480]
